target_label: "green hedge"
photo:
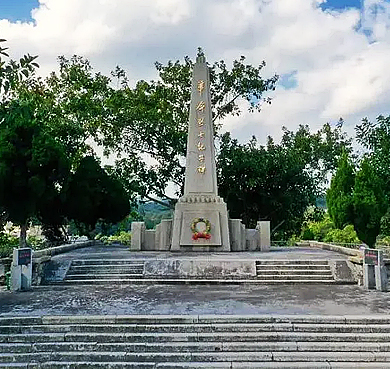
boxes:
[300,216,360,244]
[96,231,132,246]
[0,233,18,258]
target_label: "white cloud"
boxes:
[2,0,390,146]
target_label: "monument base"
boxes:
[171,194,230,252]
[130,208,271,253]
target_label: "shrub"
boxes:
[0,233,19,258]
[101,231,132,246]
[380,210,390,236]
[300,215,334,242]
[323,224,360,244]
[377,235,390,246]
[300,214,361,245]
[27,235,46,250]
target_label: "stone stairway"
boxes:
[49,258,355,285]
[63,259,145,284]
[1,315,390,368]
[256,260,335,283]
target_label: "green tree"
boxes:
[13,53,277,208]
[0,39,39,98]
[217,122,351,238]
[380,210,390,236]
[326,151,355,229]
[0,98,70,247]
[352,158,388,247]
[66,156,130,238]
[0,40,74,247]
[43,56,118,167]
[356,115,390,196]
[280,122,353,192]
[218,132,315,236]
[107,53,278,205]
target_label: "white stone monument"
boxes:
[171,54,230,251]
[129,52,271,253]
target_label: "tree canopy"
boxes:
[324,116,390,247]
[352,158,388,247]
[0,42,132,245]
[0,98,70,246]
[356,115,390,197]
[218,123,352,237]
[4,38,390,247]
[326,151,355,229]
[66,156,130,238]
[108,54,279,203]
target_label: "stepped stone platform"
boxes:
[40,244,356,285]
[1,314,390,368]
[2,245,390,368]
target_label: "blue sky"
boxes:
[321,0,362,10]
[0,0,39,22]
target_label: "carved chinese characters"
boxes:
[196,80,206,174]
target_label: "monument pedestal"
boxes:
[171,195,230,252]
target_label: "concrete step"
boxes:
[2,362,390,369]
[256,275,334,281]
[2,341,390,354]
[256,265,331,270]
[2,351,390,363]
[69,264,143,269]
[54,278,343,285]
[255,279,335,283]
[2,315,390,367]
[70,260,144,266]
[68,265,143,271]
[10,315,389,325]
[64,274,144,280]
[256,269,332,276]
[3,331,390,344]
[7,322,390,334]
[255,259,335,282]
[256,260,329,266]
[66,268,143,274]
[64,259,145,283]
[66,269,143,276]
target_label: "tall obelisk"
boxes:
[171,54,230,251]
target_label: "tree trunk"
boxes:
[19,223,28,248]
[61,225,69,243]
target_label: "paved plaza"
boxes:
[1,245,389,318]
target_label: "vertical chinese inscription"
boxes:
[196,79,206,174]
[196,101,206,112]
[197,80,205,95]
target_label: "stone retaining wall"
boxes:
[300,240,389,284]
[32,240,97,258]
[298,241,361,257]
[0,240,97,285]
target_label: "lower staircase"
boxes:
[54,259,353,285]
[256,260,335,283]
[1,315,390,368]
[63,259,144,284]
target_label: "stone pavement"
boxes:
[1,281,390,317]
[0,245,389,317]
[46,244,352,261]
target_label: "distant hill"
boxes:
[138,200,174,229]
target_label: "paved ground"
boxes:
[1,245,389,317]
[46,244,352,261]
[1,282,390,317]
